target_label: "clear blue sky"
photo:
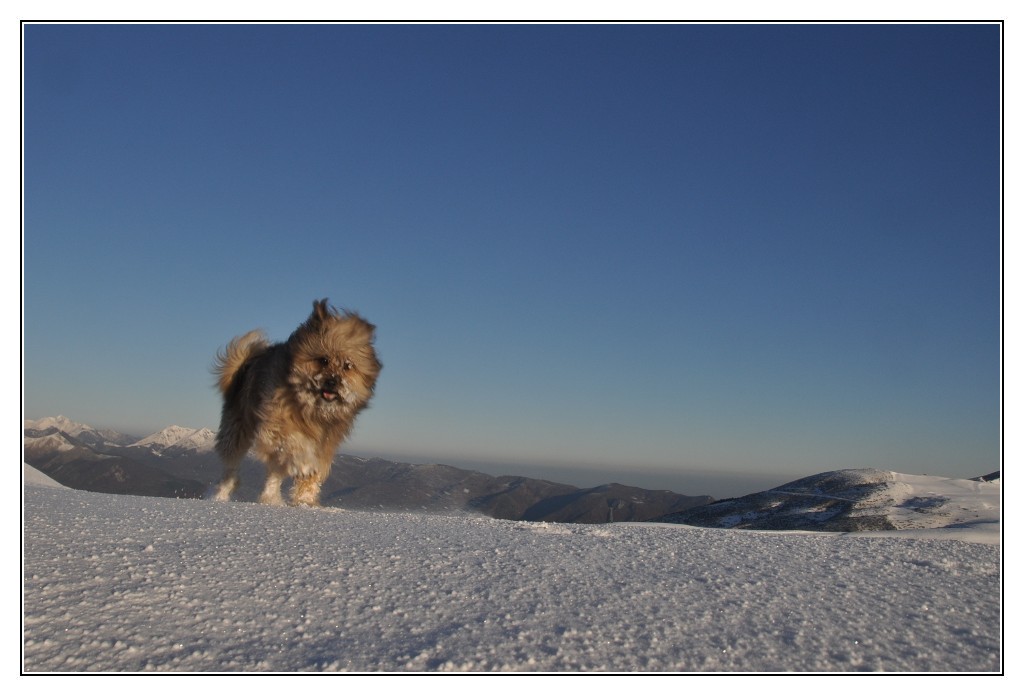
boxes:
[23,23,1000,497]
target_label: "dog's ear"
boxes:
[311,298,331,324]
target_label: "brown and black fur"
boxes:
[212,299,381,506]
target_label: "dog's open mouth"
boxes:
[320,390,340,402]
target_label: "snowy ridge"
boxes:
[879,472,999,531]
[657,468,1000,543]
[22,482,1000,672]
[23,462,65,488]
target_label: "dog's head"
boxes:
[287,299,381,418]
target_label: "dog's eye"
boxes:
[317,357,329,367]
[343,360,353,371]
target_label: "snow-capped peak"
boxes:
[134,425,195,448]
[24,415,93,437]
[133,425,216,453]
[169,428,217,453]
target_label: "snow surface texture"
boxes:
[22,478,1000,673]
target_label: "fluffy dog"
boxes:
[212,299,381,506]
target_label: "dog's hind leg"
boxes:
[212,415,252,502]
[258,468,286,506]
[212,455,242,502]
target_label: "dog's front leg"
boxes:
[290,472,323,507]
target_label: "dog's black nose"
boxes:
[324,377,338,391]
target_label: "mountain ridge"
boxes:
[22,416,713,523]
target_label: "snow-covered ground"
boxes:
[22,469,1000,673]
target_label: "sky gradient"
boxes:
[23,23,1000,497]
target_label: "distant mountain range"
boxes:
[22,416,713,523]
[23,417,210,499]
[23,417,999,534]
[25,415,138,447]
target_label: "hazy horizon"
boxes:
[23,411,989,501]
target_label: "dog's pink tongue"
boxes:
[322,391,337,401]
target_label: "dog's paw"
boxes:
[209,484,232,502]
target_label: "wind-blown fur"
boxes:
[212,299,381,506]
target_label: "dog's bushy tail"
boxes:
[213,330,270,396]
